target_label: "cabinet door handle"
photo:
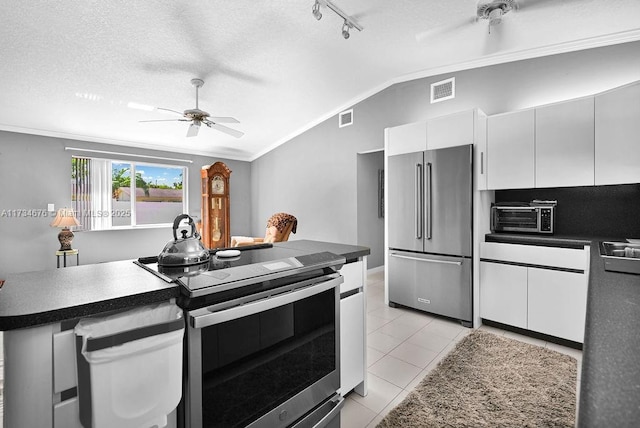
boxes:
[481,151,484,175]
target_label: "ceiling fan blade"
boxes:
[204,121,244,138]
[187,122,200,138]
[156,107,185,116]
[139,119,189,123]
[415,17,476,42]
[207,116,240,124]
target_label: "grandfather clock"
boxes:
[201,162,231,249]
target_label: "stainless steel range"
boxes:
[135,245,346,428]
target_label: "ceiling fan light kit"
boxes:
[138,78,244,139]
[313,0,362,39]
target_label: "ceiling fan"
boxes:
[477,0,517,31]
[137,78,244,138]
[416,0,519,41]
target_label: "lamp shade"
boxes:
[50,208,81,229]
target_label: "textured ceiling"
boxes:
[1,0,640,161]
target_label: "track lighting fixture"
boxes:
[342,20,350,39]
[312,0,362,39]
[312,0,322,20]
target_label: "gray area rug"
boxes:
[377,330,577,427]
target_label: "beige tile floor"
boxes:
[340,269,583,428]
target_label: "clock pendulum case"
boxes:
[201,162,231,249]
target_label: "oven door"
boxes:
[184,273,342,428]
[491,207,540,233]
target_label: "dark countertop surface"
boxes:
[0,240,370,331]
[484,233,640,425]
[578,241,640,427]
[275,239,370,262]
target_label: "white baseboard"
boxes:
[367,265,384,275]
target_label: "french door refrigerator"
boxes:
[387,144,473,327]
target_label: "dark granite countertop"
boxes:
[578,241,640,427]
[0,240,370,331]
[0,260,179,331]
[275,239,370,262]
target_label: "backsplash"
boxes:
[495,184,640,239]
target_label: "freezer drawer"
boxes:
[388,251,472,324]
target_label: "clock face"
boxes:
[212,176,225,194]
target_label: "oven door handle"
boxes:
[190,276,342,328]
[313,394,344,428]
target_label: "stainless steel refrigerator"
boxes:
[387,144,472,327]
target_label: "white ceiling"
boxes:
[2,0,640,161]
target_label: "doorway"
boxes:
[356,150,384,269]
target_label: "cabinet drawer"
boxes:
[481,242,588,271]
[340,261,363,294]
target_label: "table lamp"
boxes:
[50,208,81,250]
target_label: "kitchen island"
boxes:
[484,233,640,426]
[0,239,369,428]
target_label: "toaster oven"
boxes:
[491,205,555,234]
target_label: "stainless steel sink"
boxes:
[599,241,640,274]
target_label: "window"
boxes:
[71,157,187,230]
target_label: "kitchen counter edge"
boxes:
[0,240,370,331]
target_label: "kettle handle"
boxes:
[172,214,198,241]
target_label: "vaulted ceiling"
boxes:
[2,0,640,161]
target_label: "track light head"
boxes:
[312,1,322,20]
[313,0,362,39]
[342,20,350,39]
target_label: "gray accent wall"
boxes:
[250,41,640,269]
[0,131,250,275]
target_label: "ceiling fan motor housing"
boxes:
[184,108,209,121]
[477,0,516,25]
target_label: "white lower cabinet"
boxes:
[480,243,589,343]
[340,291,365,395]
[480,262,528,329]
[527,268,587,343]
[338,259,367,397]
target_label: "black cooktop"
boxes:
[134,244,345,300]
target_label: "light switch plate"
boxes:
[48,203,55,212]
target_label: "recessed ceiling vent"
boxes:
[430,77,455,103]
[339,109,353,128]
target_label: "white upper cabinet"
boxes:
[426,110,475,150]
[535,97,595,188]
[595,81,640,185]
[384,121,426,156]
[487,109,535,190]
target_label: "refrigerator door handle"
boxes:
[389,252,463,266]
[426,162,433,240]
[415,163,423,239]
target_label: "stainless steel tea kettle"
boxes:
[158,214,210,266]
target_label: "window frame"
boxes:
[72,156,189,231]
